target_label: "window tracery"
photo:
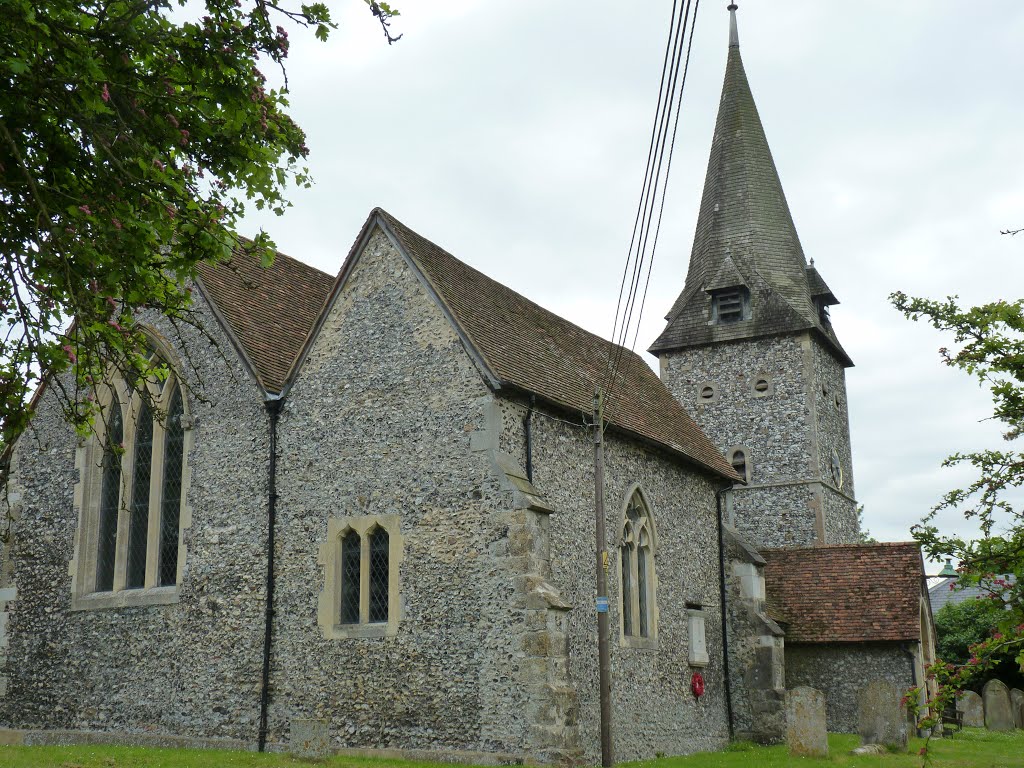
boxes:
[71,344,191,609]
[619,488,657,646]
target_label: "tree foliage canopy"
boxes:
[0,0,399,450]
[892,292,1024,728]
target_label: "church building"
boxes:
[0,5,936,763]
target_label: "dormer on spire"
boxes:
[650,3,851,367]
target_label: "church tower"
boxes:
[651,4,859,548]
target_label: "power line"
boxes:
[603,0,702,398]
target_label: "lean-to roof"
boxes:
[762,542,926,644]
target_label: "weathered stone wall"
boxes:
[785,643,914,733]
[272,228,580,762]
[722,529,785,744]
[497,396,731,762]
[0,291,272,741]
[658,332,859,548]
[812,342,858,543]
[725,484,818,550]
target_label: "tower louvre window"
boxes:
[711,288,750,324]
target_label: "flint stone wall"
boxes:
[272,228,730,762]
[659,333,858,549]
[496,396,731,762]
[785,642,914,733]
[272,229,558,760]
[722,529,785,743]
[0,291,271,741]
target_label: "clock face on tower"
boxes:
[830,449,843,489]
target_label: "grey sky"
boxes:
[243,1,1024,554]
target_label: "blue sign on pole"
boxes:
[595,596,610,613]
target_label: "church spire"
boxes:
[650,3,850,366]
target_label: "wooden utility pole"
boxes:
[593,388,614,767]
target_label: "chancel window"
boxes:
[620,489,656,644]
[711,288,750,324]
[321,515,403,639]
[73,349,191,609]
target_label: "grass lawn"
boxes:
[1,729,1022,768]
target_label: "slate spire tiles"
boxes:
[650,5,851,366]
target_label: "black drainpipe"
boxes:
[524,394,535,483]
[258,397,283,752]
[716,482,735,740]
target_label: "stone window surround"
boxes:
[696,382,719,404]
[319,513,404,640]
[69,355,194,611]
[617,484,659,650]
[750,374,774,398]
[727,446,752,484]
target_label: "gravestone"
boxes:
[291,718,331,759]
[982,679,1014,731]
[1011,689,1024,729]
[957,691,984,728]
[786,686,828,758]
[857,678,908,748]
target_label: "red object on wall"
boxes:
[691,671,705,698]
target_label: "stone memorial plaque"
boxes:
[291,718,331,759]
[786,686,828,758]
[957,691,984,728]
[983,679,1014,732]
[857,678,908,748]
[1010,688,1024,730]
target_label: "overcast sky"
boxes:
[242,1,1024,555]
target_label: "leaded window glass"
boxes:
[158,387,185,587]
[126,402,153,589]
[621,536,633,637]
[621,489,656,641]
[95,397,123,592]
[368,528,389,623]
[340,530,361,624]
[637,531,650,638]
[82,352,191,603]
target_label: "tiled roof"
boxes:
[762,542,925,643]
[354,209,738,479]
[649,16,851,367]
[197,246,334,393]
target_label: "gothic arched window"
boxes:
[72,347,192,608]
[620,489,657,644]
